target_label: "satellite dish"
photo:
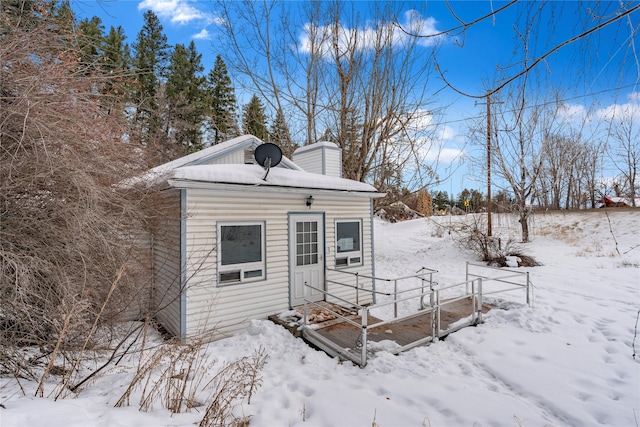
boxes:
[254,143,282,180]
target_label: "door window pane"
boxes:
[296,221,319,266]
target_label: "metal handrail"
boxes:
[465,262,530,305]
[326,267,438,282]
[301,263,531,367]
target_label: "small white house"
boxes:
[148,135,381,341]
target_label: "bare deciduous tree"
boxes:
[216,0,445,193]
[491,86,550,242]
[605,107,640,205]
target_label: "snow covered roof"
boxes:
[167,164,378,194]
[136,135,379,195]
[599,195,640,207]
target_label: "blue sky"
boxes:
[72,1,639,197]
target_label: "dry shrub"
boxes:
[199,346,269,427]
[115,340,268,427]
[116,338,211,413]
[1,1,155,387]
[457,217,540,267]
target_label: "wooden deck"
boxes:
[269,298,492,364]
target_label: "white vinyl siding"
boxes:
[292,142,342,177]
[207,149,247,165]
[180,186,374,340]
[152,189,184,338]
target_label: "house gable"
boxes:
[151,135,302,174]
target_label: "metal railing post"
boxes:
[465,262,470,295]
[477,278,483,323]
[356,272,360,306]
[303,281,308,325]
[471,279,477,323]
[361,306,368,367]
[436,290,441,338]
[394,279,398,318]
[420,272,425,310]
[526,271,530,306]
[430,285,436,340]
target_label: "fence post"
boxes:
[526,271,530,306]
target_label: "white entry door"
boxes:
[289,213,325,307]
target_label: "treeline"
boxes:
[9,2,296,166]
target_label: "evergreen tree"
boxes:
[51,0,75,35]
[102,25,132,109]
[2,0,39,32]
[269,108,296,157]
[77,16,105,73]
[457,189,471,210]
[132,10,170,143]
[433,191,450,211]
[242,94,269,141]
[165,41,207,153]
[207,55,238,144]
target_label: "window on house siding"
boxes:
[218,222,265,284]
[335,219,363,267]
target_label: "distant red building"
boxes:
[597,196,640,208]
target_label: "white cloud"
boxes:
[298,9,442,57]
[628,92,640,102]
[402,10,441,47]
[557,103,587,123]
[432,147,465,163]
[192,28,210,40]
[438,125,457,142]
[595,101,640,122]
[138,0,218,26]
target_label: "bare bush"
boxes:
[457,217,540,267]
[199,346,269,427]
[1,1,154,387]
[115,340,268,427]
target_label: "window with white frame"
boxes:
[335,219,362,267]
[218,222,265,284]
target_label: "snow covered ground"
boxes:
[2,209,639,427]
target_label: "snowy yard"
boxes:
[2,210,639,427]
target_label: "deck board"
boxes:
[313,298,491,350]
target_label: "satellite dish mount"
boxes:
[254,143,283,180]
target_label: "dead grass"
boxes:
[114,337,268,426]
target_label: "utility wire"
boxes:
[434,83,639,127]
[436,3,640,99]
